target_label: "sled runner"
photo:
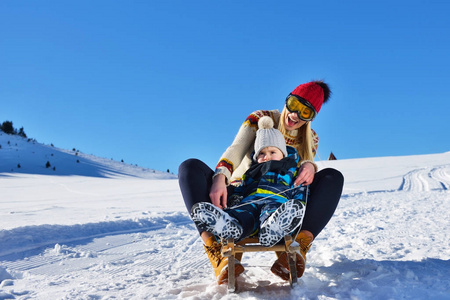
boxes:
[221,234,300,293]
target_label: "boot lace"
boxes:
[297,236,313,254]
[204,242,222,263]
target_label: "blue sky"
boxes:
[1,1,449,174]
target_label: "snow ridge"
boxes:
[0,130,176,179]
[0,212,191,258]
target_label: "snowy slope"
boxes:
[0,131,176,179]
[0,133,449,299]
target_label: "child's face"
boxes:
[256,146,284,163]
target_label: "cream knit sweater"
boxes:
[214,109,318,185]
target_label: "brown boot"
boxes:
[203,236,245,284]
[270,231,314,281]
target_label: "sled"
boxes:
[221,235,300,293]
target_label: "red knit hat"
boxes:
[290,81,331,113]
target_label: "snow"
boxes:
[1,131,449,299]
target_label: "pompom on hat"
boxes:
[290,80,331,114]
[253,116,288,161]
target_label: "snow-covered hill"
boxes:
[0,135,449,299]
[0,130,176,179]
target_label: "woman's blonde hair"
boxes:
[277,107,315,162]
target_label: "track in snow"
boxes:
[398,165,450,192]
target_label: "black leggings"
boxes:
[178,158,344,238]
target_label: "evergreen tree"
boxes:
[18,127,27,138]
[1,121,14,134]
[1,121,27,138]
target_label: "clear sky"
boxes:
[1,1,449,174]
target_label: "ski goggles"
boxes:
[285,94,317,121]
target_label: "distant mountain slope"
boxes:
[0,130,176,179]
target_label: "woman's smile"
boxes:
[285,112,306,130]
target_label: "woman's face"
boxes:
[284,110,307,131]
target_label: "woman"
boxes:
[178,80,344,284]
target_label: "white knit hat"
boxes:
[253,116,288,161]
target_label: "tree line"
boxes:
[1,121,27,138]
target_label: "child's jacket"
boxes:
[225,146,307,239]
[230,146,307,207]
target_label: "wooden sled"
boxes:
[221,235,300,293]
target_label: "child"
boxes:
[191,116,307,247]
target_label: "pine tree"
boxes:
[18,127,27,138]
[1,121,14,134]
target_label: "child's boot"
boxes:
[259,200,305,247]
[203,236,245,284]
[191,202,243,240]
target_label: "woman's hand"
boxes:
[294,162,315,186]
[209,174,228,209]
